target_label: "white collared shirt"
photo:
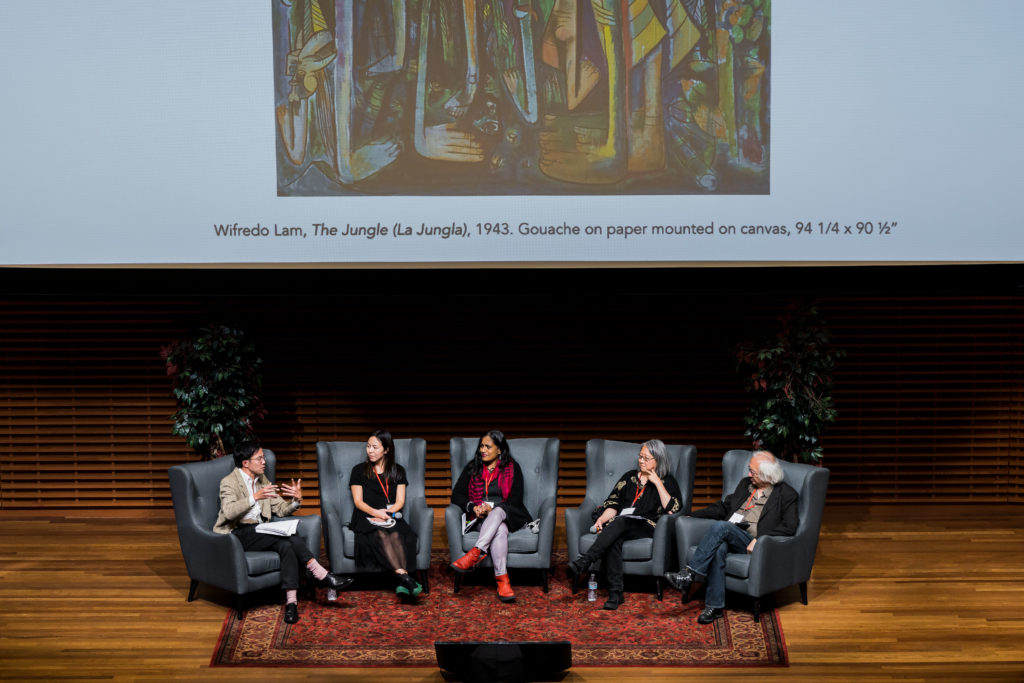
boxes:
[238,469,263,523]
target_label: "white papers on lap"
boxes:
[461,513,480,534]
[368,517,396,528]
[255,519,299,536]
[618,514,648,521]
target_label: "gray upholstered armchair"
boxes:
[168,449,322,617]
[316,439,434,591]
[445,437,560,592]
[675,449,830,621]
[565,439,697,599]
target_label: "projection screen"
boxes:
[0,0,1021,266]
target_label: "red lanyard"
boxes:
[741,490,760,511]
[483,467,498,498]
[374,470,390,502]
[631,480,647,506]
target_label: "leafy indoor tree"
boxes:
[734,302,844,464]
[160,324,266,459]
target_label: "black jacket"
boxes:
[690,478,798,537]
[451,459,532,531]
[598,469,682,528]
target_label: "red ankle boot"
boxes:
[451,547,487,573]
[495,574,516,603]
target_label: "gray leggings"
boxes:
[474,506,510,576]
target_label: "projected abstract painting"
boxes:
[272,0,769,196]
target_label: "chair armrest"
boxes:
[745,533,807,597]
[296,516,323,557]
[673,516,717,567]
[403,496,431,534]
[650,512,683,574]
[565,498,599,561]
[319,506,349,571]
[404,497,434,570]
[533,496,558,566]
[444,504,466,563]
[564,506,584,560]
[178,527,251,594]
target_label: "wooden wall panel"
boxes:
[1,268,1022,511]
[0,301,201,508]
[825,296,1022,502]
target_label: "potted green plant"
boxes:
[734,302,844,464]
[160,323,266,459]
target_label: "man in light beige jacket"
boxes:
[215,442,352,623]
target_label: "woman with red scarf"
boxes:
[449,430,532,603]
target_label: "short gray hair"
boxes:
[752,450,784,485]
[642,439,670,479]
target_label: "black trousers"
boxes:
[581,517,654,592]
[232,523,315,591]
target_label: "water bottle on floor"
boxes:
[327,588,338,602]
[587,573,598,602]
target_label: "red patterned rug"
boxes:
[211,551,787,668]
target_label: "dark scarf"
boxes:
[466,461,514,503]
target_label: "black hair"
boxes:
[469,429,512,477]
[362,429,399,481]
[232,441,262,469]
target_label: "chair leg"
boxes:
[420,569,430,594]
[541,568,549,593]
[187,579,199,602]
[453,571,462,594]
[799,581,808,605]
[655,577,663,601]
[752,597,761,623]
[235,595,246,620]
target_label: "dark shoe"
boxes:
[697,606,722,624]
[665,569,704,603]
[397,572,423,596]
[684,580,705,604]
[318,572,354,590]
[602,591,624,610]
[664,568,696,592]
[284,602,299,624]
[451,547,487,573]
[567,557,589,594]
[396,585,417,604]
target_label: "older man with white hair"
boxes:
[664,450,798,624]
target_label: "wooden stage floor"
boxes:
[2,505,1023,682]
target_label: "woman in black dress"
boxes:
[349,429,422,601]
